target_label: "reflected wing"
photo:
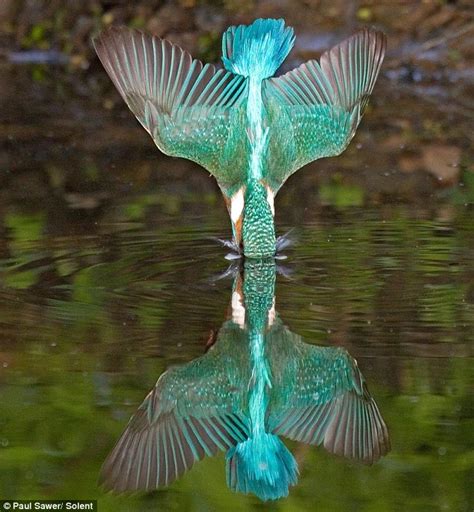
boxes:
[100,359,249,492]
[264,29,386,192]
[94,27,248,194]
[267,343,390,464]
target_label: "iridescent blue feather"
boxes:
[222,18,295,79]
[226,433,298,501]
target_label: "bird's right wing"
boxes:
[264,29,386,192]
[100,356,249,492]
[94,27,249,195]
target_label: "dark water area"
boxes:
[0,59,473,511]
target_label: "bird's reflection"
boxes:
[100,260,390,500]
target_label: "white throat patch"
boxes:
[231,290,246,328]
[266,187,275,216]
[230,187,245,224]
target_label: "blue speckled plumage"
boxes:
[100,260,390,500]
[94,19,386,258]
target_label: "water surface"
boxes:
[0,63,473,511]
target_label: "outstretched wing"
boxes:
[100,358,249,492]
[94,27,249,195]
[267,340,390,465]
[264,29,386,192]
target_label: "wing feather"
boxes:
[267,344,390,465]
[264,28,386,192]
[99,364,249,492]
[94,27,248,194]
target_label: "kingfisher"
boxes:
[100,260,390,500]
[94,19,386,258]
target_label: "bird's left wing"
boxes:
[94,27,249,195]
[263,29,386,192]
[267,341,390,464]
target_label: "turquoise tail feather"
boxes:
[222,18,295,80]
[226,433,298,501]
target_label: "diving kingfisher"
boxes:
[100,260,390,500]
[94,19,386,258]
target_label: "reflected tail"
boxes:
[226,433,298,501]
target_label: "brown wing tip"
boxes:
[354,27,387,56]
[93,25,125,49]
[93,25,138,42]
[92,25,164,57]
[323,390,391,465]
